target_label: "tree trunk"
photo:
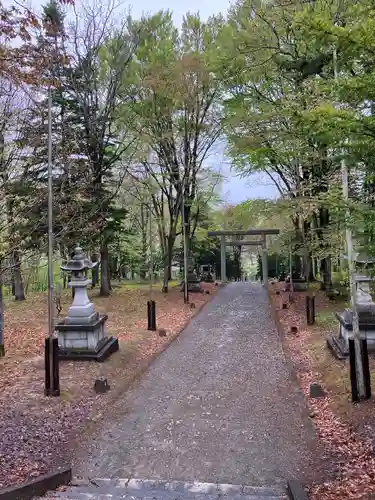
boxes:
[100,242,111,297]
[292,217,303,278]
[12,250,25,301]
[318,207,332,290]
[307,253,315,281]
[321,257,332,291]
[91,254,99,288]
[0,262,4,357]
[162,261,169,293]
[162,236,175,293]
[140,204,147,280]
[110,255,118,281]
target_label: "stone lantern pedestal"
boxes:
[328,254,375,359]
[56,246,119,361]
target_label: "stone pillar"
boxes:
[220,235,226,282]
[261,236,268,286]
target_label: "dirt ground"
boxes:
[269,282,375,500]
[0,282,216,489]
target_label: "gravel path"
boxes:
[75,283,319,487]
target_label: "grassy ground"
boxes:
[0,281,216,489]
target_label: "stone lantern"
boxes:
[56,246,119,361]
[329,252,375,358]
[181,255,202,293]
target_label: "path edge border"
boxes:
[267,285,318,494]
[266,285,303,388]
[287,480,310,500]
[0,467,71,500]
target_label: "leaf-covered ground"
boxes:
[269,283,375,500]
[0,282,216,489]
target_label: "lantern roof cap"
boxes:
[342,252,375,265]
[354,252,375,265]
[61,246,98,272]
[354,274,374,282]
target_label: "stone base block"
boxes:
[58,336,119,362]
[327,335,349,360]
[328,310,375,359]
[180,281,202,293]
[65,311,98,325]
[56,314,107,350]
[285,278,307,292]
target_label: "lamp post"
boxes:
[182,195,189,304]
[45,86,60,397]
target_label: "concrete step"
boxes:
[42,478,289,500]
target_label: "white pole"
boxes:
[149,204,153,297]
[333,47,365,397]
[182,196,189,303]
[147,149,154,296]
[289,238,294,301]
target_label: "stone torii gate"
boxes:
[207,229,280,285]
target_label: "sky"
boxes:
[26,0,279,204]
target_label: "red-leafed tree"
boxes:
[0,0,73,86]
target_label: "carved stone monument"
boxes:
[56,246,119,361]
[328,253,375,358]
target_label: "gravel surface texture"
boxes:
[75,283,319,486]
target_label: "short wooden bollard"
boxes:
[45,336,60,397]
[306,295,315,325]
[147,300,156,331]
[348,339,372,402]
[361,338,372,400]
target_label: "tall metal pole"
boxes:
[149,204,153,297]
[147,149,153,297]
[45,86,59,397]
[333,47,365,397]
[182,196,189,304]
[47,88,54,340]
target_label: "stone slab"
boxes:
[0,467,71,500]
[37,477,288,500]
[56,315,107,332]
[287,480,309,500]
[326,335,348,360]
